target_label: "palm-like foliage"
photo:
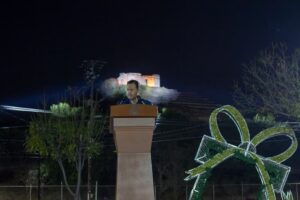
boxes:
[26,102,105,200]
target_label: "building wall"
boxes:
[117,73,160,87]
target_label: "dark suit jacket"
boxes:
[119,95,152,105]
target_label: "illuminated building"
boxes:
[117,73,160,87]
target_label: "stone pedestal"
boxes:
[110,105,157,200]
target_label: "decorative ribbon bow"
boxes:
[184,105,298,200]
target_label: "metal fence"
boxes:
[0,183,299,200]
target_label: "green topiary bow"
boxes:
[185,105,298,200]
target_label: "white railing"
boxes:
[0,183,299,200]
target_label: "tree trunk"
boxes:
[75,146,83,200]
[58,159,75,197]
[87,157,92,200]
[75,167,82,200]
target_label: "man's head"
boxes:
[126,80,139,100]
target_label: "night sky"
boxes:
[1,0,300,106]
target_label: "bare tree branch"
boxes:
[234,43,300,120]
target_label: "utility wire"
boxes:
[0,109,28,123]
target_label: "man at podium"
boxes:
[111,80,157,200]
[119,79,153,105]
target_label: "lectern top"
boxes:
[110,104,158,118]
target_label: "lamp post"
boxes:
[38,153,41,200]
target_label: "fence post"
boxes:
[296,183,299,200]
[95,181,98,200]
[60,181,63,200]
[212,184,215,200]
[29,185,32,200]
[241,183,244,200]
[186,185,188,200]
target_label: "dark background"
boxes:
[1,0,300,105]
[0,2,300,198]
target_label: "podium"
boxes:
[110,104,158,200]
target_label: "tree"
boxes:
[81,60,106,200]
[26,60,107,200]
[26,101,106,200]
[12,59,107,200]
[233,43,300,120]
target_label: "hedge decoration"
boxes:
[184,105,298,200]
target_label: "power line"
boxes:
[154,124,204,136]
[154,129,202,140]
[0,139,25,142]
[153,134,300,144]
[0,125,28,130]
[153,136,202,143]
[0,109,28,123]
